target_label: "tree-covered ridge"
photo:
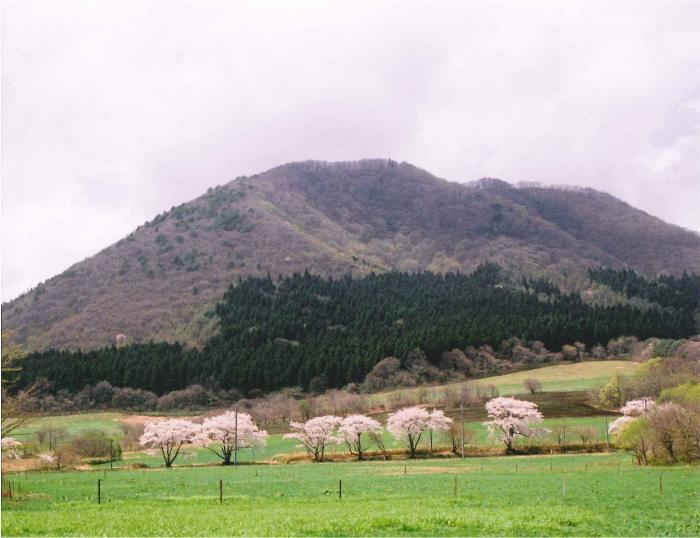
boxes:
[17,265,695,396]
[588,267,700,311]
[4,160,700,354]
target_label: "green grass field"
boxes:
[11,412,125,440]
[3,359,695,536]
[3,453,698,536]
[369,360,639,408]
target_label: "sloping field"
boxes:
[9,412,125,443]
[368,360,639,409]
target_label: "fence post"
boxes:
[110,439,114,470]
[460,401,465,459]
[219,479,223,503]
[233,408,239,466]
[659,474,663,496]
[97,479,101,504]
[562,473,566,498]
[339,479,342,501]
[404,465,407,476]
[453,474,457,498]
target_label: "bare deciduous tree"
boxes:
[523,378,542,394]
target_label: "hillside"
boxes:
[3,159,700,351]
[367,360,641,410]
[16,270,696,395]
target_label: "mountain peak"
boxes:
[3,159,699,352]
[468,177,513,191]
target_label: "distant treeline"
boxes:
[17,264,697,395]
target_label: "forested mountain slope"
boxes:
[3,159,700,351]
[17,266,697,395]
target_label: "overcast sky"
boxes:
[2,0,699,302]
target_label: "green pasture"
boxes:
[3,453,698,536]
[9,413,125,443]
[369,360,639,408]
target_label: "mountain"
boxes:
[3,159,700,351]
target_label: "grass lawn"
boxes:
[3,453,698,536]
[368,360,639,408]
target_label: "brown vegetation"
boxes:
[4,159,699,352]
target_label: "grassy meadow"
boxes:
[3,453,699,536]
[6,359,687,536]
[368,360,639,408]
[9,413,125,439]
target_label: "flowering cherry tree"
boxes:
[484,397,543,451]
[621,397,655,416]
[1,436,22,459]
[339,414,382,460]
[283,415,341,461]
[427,409,453,453]
[195,411,268,465]
[139,418,197,467]
[608,397,655,434]
[38,452,57,466]
[387,406,433,458]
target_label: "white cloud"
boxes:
[2,0,699,301]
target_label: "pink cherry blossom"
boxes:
[1,436,22,459]
[620,397,655,417]
[38,452,57,465]
[387,406,435,457]
[339,414,382,460]
[608,397,656,433]
[139,418,198,467]
[426,409,453,453]
[195,410,268,465]
[484,397,543,451]
[283,415,341,461]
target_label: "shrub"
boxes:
[523,378,542,394]
[156,384,218,410]
[659,382,700,405]
[121,423,145,451]
[112,387,157,410]
[573,426,598,445]
[549,422,571,446]
[70,430,121,459]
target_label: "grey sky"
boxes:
[2,0,699,302]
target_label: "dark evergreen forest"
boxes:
[17,264,698,395]
[588,267,700,311]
